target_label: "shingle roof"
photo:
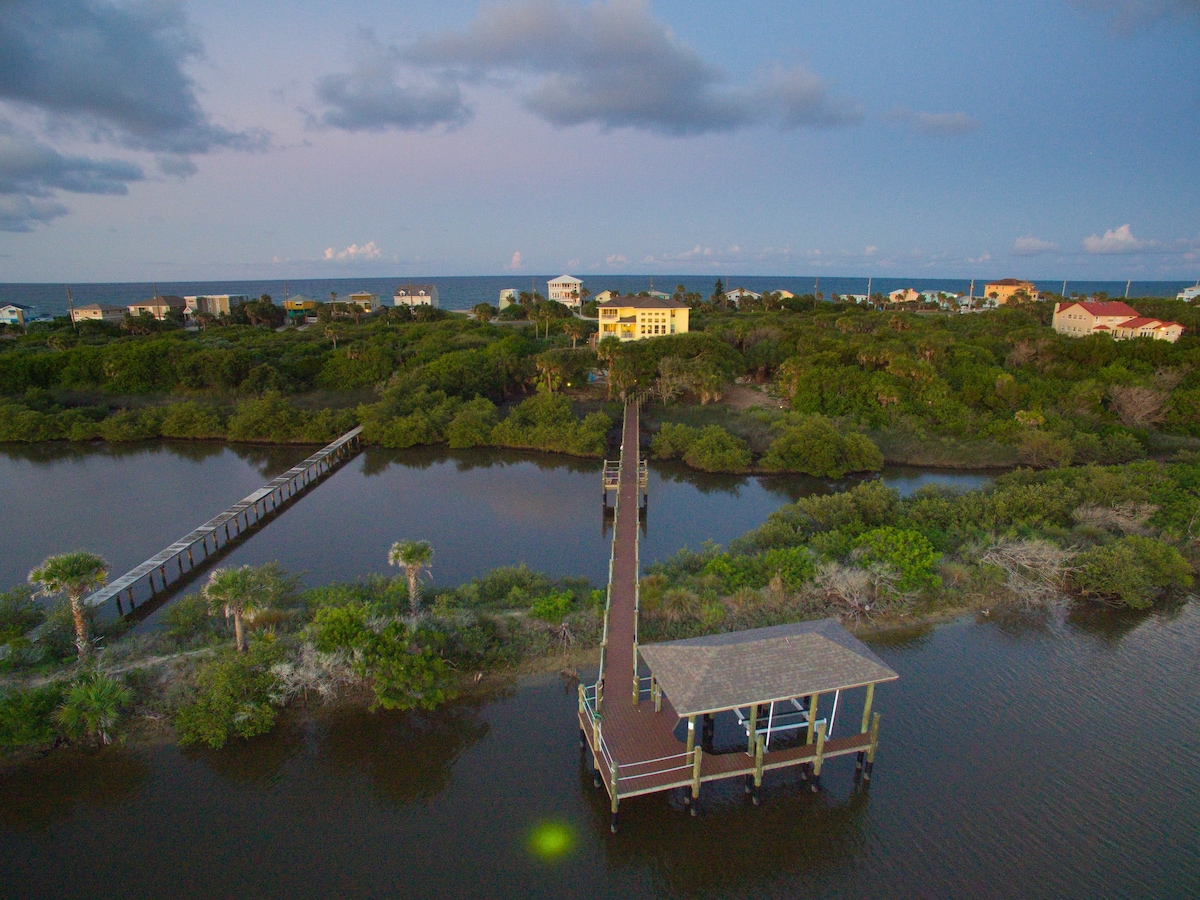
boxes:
[987,278,1033,286]
[597,295,688,310]
[638,619,898,717]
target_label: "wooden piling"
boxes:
[810,721,827,792]
[747,703,758,755]
[691,747,702,801]
[686,715,696,753]
[860,682,875,734]
[806,693,820,747]
[863,712,882,781]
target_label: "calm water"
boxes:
[1,605,1198,899]
[0,441,988,596]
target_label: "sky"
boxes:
[0,0,1197,283]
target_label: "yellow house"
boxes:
[597,295,689,342]
[283,298,318,322]
[985,278,1039,304]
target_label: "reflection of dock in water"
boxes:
[580,401,897,831]
[84,427,363,617]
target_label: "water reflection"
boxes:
[0,747,149,833]
[595,776,871,897]
[184,715,307,787]
[315,696,494,804]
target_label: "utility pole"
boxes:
[1125,279,1131,299]
[66,286,77,330]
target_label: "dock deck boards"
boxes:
[583,402,881,809]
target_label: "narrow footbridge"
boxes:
[579,402,897,831]
[84,426,363,616]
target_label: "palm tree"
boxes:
[56,671,132,745]
[29,551,109,661]
[388,541,433,613]
[202,565,275,652]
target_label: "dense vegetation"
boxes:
[4,291,1200,474]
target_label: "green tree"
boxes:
[852,527,941,593]
[202,564,285,652]
[472,302,496,321]
[28,551,109,661]
[55,671,132,745]
[389,541,434,613]
[761,416,884,477]
[1072,535,1192,608]
[174,638,284,748]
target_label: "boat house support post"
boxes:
[863,712,882,782]
[747,703,758,755]
[810,722,828,793]
[609,763,620,833]
[856,683,875,781]
[690,748,702,816]
[686,715,696,753]
[752,734,765,805]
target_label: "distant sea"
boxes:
[2,275,1196,318]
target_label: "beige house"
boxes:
[393,284,438,307]
[1052,301,1184,343]
[985,279,1039,304]
[597,295,689,342]
[548,275,583,307]
[71,303,125,325]
[346,291,381,311]
[888,288,921,304]
[128,295,186,320]
[184,294,246,316]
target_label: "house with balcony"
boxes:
[548,275,583,307]
[393,284,438,307]
[184,294,246,317]
[597,295,689,342]
[283,296,319,323]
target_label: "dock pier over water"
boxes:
[84,426,363,617]
[580,402,896,831]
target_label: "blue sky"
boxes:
[0,0,1197,282]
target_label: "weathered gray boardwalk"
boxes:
[85,426,363,615]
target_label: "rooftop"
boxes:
[1063,300,1140,317]
[638,619,898,717]
[986,278,1034,286]
[597,295,688,310]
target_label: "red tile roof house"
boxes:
[1051,301,1184,343]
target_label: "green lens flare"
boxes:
[528,821,574,859]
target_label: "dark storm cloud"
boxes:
[313,30,471,132]
[315,0,861,136]
[0,0,266,154]
[0,123,143,230]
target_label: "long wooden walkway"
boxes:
[579,403,875,823]
[83,426,363,616]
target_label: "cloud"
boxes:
[0,0,266,155]
[0,121,143,230]
[1013,235,1060,256]
[323,241,382,262]
[605,253,627,265]
[156,154,198,179]
[507,250,523,269]
[313,29,471,132]
[316,0,860,136]
[1082,223,1150,254]
[887,107,980,136]
[0,194,68,232]
[1073,0,1200,31]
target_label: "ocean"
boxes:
[1,275,1195,318]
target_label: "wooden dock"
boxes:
[580,403,889,829]
[83,426,363,616]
